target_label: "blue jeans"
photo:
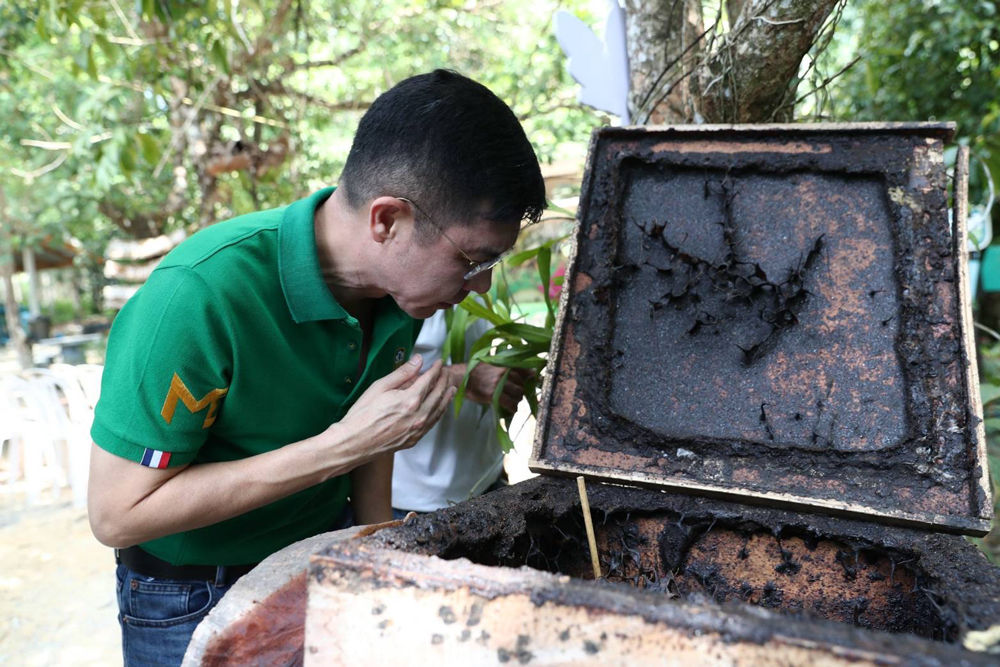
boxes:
[116,563,231,667]
[114,505,354,666]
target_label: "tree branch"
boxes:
[20,133,112,150]
[625,0,708,124]
[252,0,295,57]
[287,45,365,71]
[246,82,372,112]
[108,0,142,43]
[10,151,68,180]
[697,0,841,123]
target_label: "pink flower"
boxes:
[538,263,566,300]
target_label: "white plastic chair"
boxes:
[24,368,94,508]
[1,374,63,505]
[73,363,104,409]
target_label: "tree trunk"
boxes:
[625,0,841,124]
[2,253,33,369]
[625,0,706,125]
[22,246,41,317]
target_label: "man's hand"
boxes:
[333,354,457,464]
[451,363,532,414]
[88,353,456,548]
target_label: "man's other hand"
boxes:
[458,363,532,414]
[333,354,456,463]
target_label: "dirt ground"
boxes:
[0,496,120,666]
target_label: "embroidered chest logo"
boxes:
[160,373,229,429]
[393,347,407,369]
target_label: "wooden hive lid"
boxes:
[529,123,992,536]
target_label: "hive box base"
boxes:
[305,477,1000,664]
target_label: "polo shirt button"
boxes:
[348,342,357,351]
[344,376,352,384]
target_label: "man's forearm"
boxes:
[350,453,394,524]
[88,423,368,549]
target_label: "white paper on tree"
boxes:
[554,0,630,123]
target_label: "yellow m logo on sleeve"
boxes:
[160,373,229,429]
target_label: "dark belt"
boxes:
[116,545,257,585]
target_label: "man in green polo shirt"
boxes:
[87,69,546,666]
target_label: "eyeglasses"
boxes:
[397,197,516,281]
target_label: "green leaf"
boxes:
[86,45,98,79]
[496,418,515,453]
[491,368,514,453]
[505,234,570,268]
[546,199,576,217]
[495,300,511,322]
[523,374,539,417]
[490,322,552,345]
[491,368,511,413]
[467,328,499,363]
[442,307,454,363]
[459,296,507,326]
[448,305,469,364]
[538,246,555,328]
[473,345,548,370]
[506,246,542,267]
[136,132,160,165]
[454,358,481,417]
[210,39,230,75]
[496,268,510,306]
[95,34,116,59]
[982,383,1000,406]
[119,144,137,175]
[538,246,551,300]
[36,14,49,41]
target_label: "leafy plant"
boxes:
[972,341,1000,563]
[444,219,571,453]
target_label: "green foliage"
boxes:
[0,0,602,301]
[826,0,1000,207]
[48,298,78,326]
[827,1,1000,563]
[446,222,570,453]
[972,342,1000,563]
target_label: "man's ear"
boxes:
[368,196,411,244]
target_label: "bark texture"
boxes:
[626,0,841,124]
[625,0,705,124]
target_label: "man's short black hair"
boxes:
[339,70,546,235]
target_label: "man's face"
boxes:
[389,214,520,319]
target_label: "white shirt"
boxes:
[391,311,503,512]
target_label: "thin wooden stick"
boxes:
[577,476,601,580]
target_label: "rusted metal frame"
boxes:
[531,126,988,535]
[954,145,994,524]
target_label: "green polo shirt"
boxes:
[91,187,421,566]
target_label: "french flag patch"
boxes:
[140,448,172,469]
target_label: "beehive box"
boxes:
[307,477,1000,664]
[534,122,990,535]
[299,124,1000,664]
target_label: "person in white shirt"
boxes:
[392,310,530,514]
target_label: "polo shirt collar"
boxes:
[278,187,350,323]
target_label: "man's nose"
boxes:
[465,269,493,295]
